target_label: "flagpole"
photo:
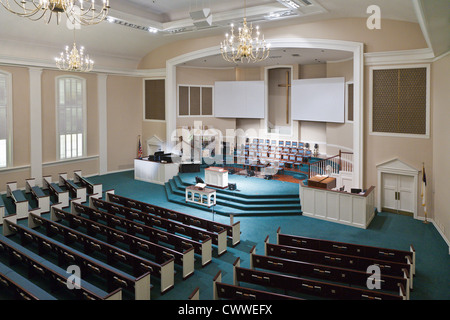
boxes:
[422,162,428,224]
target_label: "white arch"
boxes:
[165,38,364,187]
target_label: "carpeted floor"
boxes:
[1,169,449,300]
[86,170,450,300]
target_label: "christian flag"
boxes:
[421,164,427,215]
[138,136,143,159]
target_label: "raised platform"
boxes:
[164,168,303,217]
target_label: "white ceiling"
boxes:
[0,0,447,70]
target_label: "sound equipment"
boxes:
[228,183,237,191]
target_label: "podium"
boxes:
[205,167,228,188]
[308,175,336,189]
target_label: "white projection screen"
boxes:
[291,77,345,123]
[214,81,265,119]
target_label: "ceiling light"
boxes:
[0,0,110,25]
[220,0,270,63]
[55,31,94,72]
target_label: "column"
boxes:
[98,73,108,175]
[29,68,43,186]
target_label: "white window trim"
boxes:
[0,70,13,168]
[368,64,431,139]
[177,84,214,118]
[55,75,88,160]
[143,77,166,122]
[345,81,354,124]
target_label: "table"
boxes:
[185,185,216,208]
[205,167,228,188]
[134,158,180,185]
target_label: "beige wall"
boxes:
[138,18,427,70]
[107,75,143,172]
[431,53,450,241]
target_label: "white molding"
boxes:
[364,48,435,66]
[0,70,13,169]
[166,38,364,188]
[411,0,434,56]
[0,164,30,173]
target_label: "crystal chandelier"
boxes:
[55,32,94,72]
[220,1,270,63]
[0,0,110,25]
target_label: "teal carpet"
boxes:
[1,169,449,300]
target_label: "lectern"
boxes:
[205,167,228,188]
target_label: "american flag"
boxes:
[138,137,143,159]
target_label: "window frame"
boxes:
[177,84,214,117]
[55,75,87,161]
[0,70,13,168]
[368,64,430,139]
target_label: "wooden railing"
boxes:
[308,150,353,178]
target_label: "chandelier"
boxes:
[220,1,270,63]
[0,0,110,25]
[55,32,94,72]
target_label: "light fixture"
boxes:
[0,0,110,25]
[55,30,94,72]
[220,0,270,63]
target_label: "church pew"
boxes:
[276,227,416,276]
[0,217,122,300]
[105,190,241,247]
[0,194,9,225]
[250,244,409,299]
[90,196,227,257]
[53,204,195,280]
[72,200,212,268]
[6,182,31,220]
[59,173,87,203]
[264,238,412,288]
[213,270,303,301]
[0,260,57,300]
[188,287,200,300]
[42,176,69,208]
[25,178,50,214]
[2,217,151,300]
[73,170,102,199]
[234,256,405,300]
[30,209,174,295]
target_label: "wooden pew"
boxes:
[213,270,303,300]
[188,287,200,300]
[25,178,50,214]
[276,227,416,276]
[90,196,227,257]
[0,194,9,225]
[6,181,31,219]
[264,237,413,288]
[2,216,151,300]
[73,170,102,199]
[105,190,241,247]
[0,216,122,300]
[54,203,195,280]
[234,256,405,300]
[0,260,57,300]
[75,198,212,268]
[59,172,87,203]
[30,209,175,295]
[42,176,69,208]
[250,244,409,299]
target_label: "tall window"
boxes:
[56,76,86,160]
[0,71,12,168]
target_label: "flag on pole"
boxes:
[421,163,427,222]
[138,136,143,159]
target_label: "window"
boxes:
[178,85,213,116]
[56,76,86,160]
[370,65,429,137]
[0,71,12,168]
[144,79,165,121]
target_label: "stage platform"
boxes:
[164,168,304,217]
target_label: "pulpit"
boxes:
[205,167,228,188]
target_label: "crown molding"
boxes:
[364,48,435,66]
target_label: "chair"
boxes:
[279,140,284,146]
[294,156,303,168]
[292,141,298,148]
[285,141,291,147]
[285,155,296,168]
